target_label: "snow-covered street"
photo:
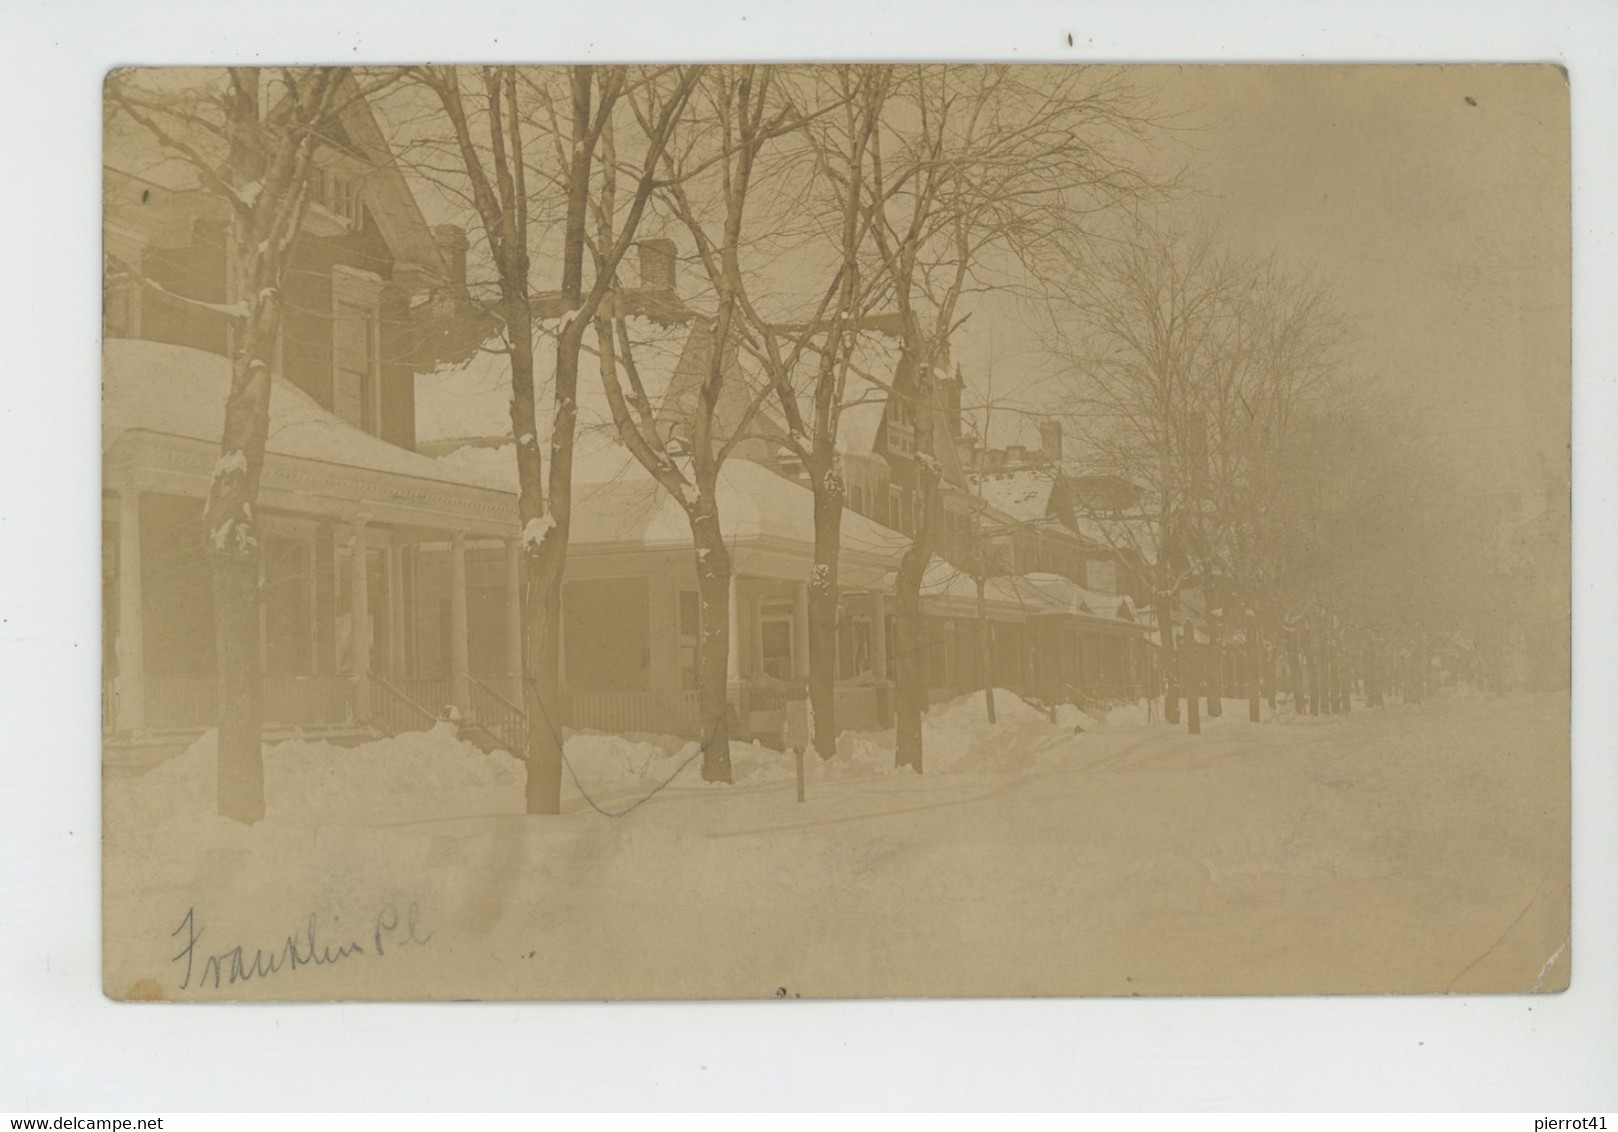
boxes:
[102,691,1569,1001]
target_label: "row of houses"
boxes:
[102,79,1163,753]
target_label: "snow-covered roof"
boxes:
[1020,572,1137,621]
[1072,513,1160,562]
[568,456,910,562]
[968,468,1056,523]
[415,316,693,447]
[910,560,1034,614]
[104,339,509,491]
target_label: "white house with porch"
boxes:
[103,76,1149,760]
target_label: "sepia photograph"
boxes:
[98,61,1570,1003]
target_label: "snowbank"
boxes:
[112,724,527,834]
[101,691,1571,1001]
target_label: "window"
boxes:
[332,268,381,433]
[760,600,795,681]
[310,166,367,228]
[837,611,872,680]
[887,400,915,455]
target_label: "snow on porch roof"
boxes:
[1020,572,1137,622]
[104,339,511,491]
[568,456,910,560]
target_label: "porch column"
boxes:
[792,581,810,681]
[257,549,269,672]
[871,589,892,726]
[449,531,470,714]
[350,516,371,721]
[726,571,742,685]
[556,582,567,689]
[504,538,523,702]
[115,489,145,733]
[305,538,320,674]
[869,591,888,680]
[386,544,405,675]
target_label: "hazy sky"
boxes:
[390,65,1570,495]
[966,64,1570,492]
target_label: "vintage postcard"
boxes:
[101,63,1569,1001]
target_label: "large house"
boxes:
[103,77,1148,756]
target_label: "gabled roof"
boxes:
[1021,573,1137,622]
[104,70,447,285]
[653,319,790,449]
[905,562,1142,630]
[1072,513,1161,565]
[565,456,909,563]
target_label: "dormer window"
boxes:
[332,266,382,433]
[308,166,368,232]
[887,400,915,456]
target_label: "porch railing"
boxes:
[368,673,439,738]
[265,676,353,728]
[144,675,216,731]
[467,674,527,754]
[566,688,702,737]
[139,674,356,733]
[397,678,455,718]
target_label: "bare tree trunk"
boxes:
[1284,628,1305,713]
[519,311,567,817]
[693,503,734,783]
[1367,636,1385,709]
[211,513,266,824]
[1309,626,1325,716]
[516,302,568,816]
[1336,632,1352,713]
[1185,637,1202,735]
[208,296,279,825]
[1247,607,1262,723]
[977,576,996,724]
[807,462,842,757]
[522,555,565,813]
[894,542,929,772]
[1160,595,1180,725]
[1205,598,1223,718]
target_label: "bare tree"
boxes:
[1059,219,1246,732]
[730,66,890,758]
[415,64,694,812]
[859,66,1163,770]
[599,65,789,782]
[106,67,357,822]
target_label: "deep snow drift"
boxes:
[102,689,1570,1001]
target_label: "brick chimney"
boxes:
[1039,418,1063,462]
[638,238,677,292]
